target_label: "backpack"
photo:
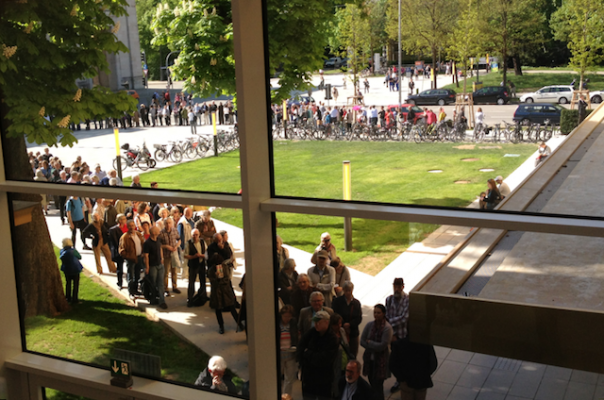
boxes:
[325,114,331,123]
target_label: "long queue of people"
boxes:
[40,150,245,336]
[64,89,236,132]
[276,232,438,400]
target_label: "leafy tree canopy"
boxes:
[0,0,138,147]
[152,0,359,102]
[551,0,604,83]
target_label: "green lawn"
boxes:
[28,248,213,399]
[442,71,604,93]
[129,141,535,274]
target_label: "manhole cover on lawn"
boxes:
[461,158,480,162]
[479,145,502,149]
[479,168,495,172]
[454,145,475,150]
[455,180,471,184]
[504,154,520,157]
[428,170,443,173]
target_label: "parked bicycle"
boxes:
[113,142,156,171]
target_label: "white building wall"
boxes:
[108,0,144,91]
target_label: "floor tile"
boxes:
[535,378,568,400]
[507,365,545,398]
[457,365,492,389]
[598,375,604,386]
[427,381,455,400]
[519,361,546,375]
[433,360,468,385]
[446,385,479,400]
[476,389,506,400]
[564,381,596,400]
[448,349,475,364]
[593,385,604,400]
[505,396,532,400]
[544,365,572,381]
[482,369,516,394]
[572,370,599,385]
[435,346,452,359]
[470,353,498,369]
[493,358,522,373]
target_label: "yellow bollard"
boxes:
[343,160,352,251]
[212,112,218,156]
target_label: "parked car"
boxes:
[287,95,315,107]
[512,103,564,125]
[590,90,603,103]
[406,89,456,106]
[387,104,426,123]
[324,57,343,69]
[473,86,510,105]
[519,85,574,104]
[127,90,139,100]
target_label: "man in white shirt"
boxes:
[495,176,511,198]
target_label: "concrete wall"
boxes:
[106,0,144,91]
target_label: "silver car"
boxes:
[520,85,574,104]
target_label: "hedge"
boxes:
[560,108,594,135]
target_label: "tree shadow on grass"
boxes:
[25,299,208,386]
[408,197,472,209]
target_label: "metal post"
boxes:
[282,99,288,139]
[398,0,402,110]
[343,161,352,251]
[114,128,122,180]
[213,112,218,156]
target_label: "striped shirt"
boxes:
[385,293,410,339]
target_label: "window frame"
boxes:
[2,0,604,398]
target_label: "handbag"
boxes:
[171,249,182,270]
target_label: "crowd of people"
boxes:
[48,150,442,400]
[277,232,437,400]
[64,89,236,134]
[48,150,244,335]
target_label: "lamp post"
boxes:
[398,0,402,110]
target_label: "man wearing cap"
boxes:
[308,250,336,307]
[386,277,410,394]
[495,176,510,199]
[298,291,334,337]
[297,310,339,400]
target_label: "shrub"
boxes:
[560,108,593,135]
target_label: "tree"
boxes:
[152,0,339,102]
[482,0,547,86]
[551,0,604,89]
[448,0,482,94]
[367,0,388,62]
[0,0,137,317]
[136,0,172,81]
[386,0,458,89]
[334,4,371,93]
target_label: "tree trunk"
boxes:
[1,95,70,318]
[432,47,437,89]
[513,54,523,76]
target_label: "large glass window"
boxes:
[11,189,248,397]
